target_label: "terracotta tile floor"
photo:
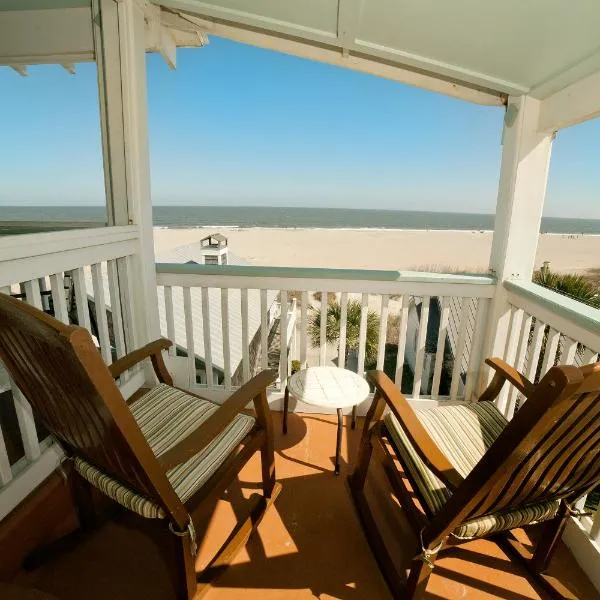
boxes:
[15,413,600,599]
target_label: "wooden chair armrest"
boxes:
[158,369,277,471]
[109,338,173,383]
[367,370,464,491]
[478,357,534,403]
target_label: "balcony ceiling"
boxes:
[157,0,600,104]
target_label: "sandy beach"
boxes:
[154,227,600,274]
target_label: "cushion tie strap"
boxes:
[169,520,198,556]
[417,529,443,569]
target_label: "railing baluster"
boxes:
[23,279,43,309]
[106,260,126,359]
[91,262,112,364]
[120,256,138,352]
[163,285,175,356]
[300,291,308,369]
[339,292,348,369]
[183,287,196,387]
[525,319,545,385]
[539,327,560,378]
[279,290,289,390]
[319,290,328,366]
[466,298,489,401]
[505,312,532,416]
[497,306,524,414]
[260,289,268,371]
[560,336,578,365]
[376,295,389,371]
[241,288,250,383]
[395,294,409,389]
[70,267,91,332]
[221,288,232,390]
[431,297,449,400]
[357,293,369,377]
[49,272,69,324]
[449,298,470,402]
[201,287,213,388]
[0,422,12,485]
[590,511,600,542]
[582,347,599,365]
[412,296,430,399]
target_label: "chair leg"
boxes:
[168,524,198,600]
[531,513,568,573]
[405,553,437,600]
[349,430,374,491]
[260,431,276,499]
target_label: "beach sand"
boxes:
[154,227,600,274]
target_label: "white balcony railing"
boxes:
[155,263,496,409]
[0,226,142,520]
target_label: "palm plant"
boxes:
[533,269,600,308]
[308,298,380,365]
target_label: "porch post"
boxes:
[94,0,161,357]
[481,95,554,400]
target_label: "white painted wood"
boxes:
[539,70,600,132]
[279,290,289,390]
[449,299,471,402]
[395,295,409,389]
[107,260,126,359]
[240,288,250,382]
[0,440,64,521]
[496,306,524,413]
[0,423,12,485]
[431,297,449,400]
[164,286,175,356]
[505,312,533,416]
[319,290,328,366]
[376,295,390,370]
[49,272,69,324]
[177,13,505,105]
[70,267,92,332]
[525,319,546,384]
[357,293,369,377]
[120,255,139,353]
[200,286,213,388]
[483,95,554,380]
[582,348,599,365]
[561,337,578,366]
[300,291,308,369]
[23,279,43,310]
[38,276,51,312]
[412,296,430,400]
[9,378,40,462]
[468,298,490,400]
[339,292,348,369]
[260,289,268,372]
[182,287,196,387]
[539,327,560,379]
[590,511,600,543]
[221,288,232,390]
[91,263,112,364]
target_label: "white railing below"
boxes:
[0,225,142,520]
[156,263,496,409]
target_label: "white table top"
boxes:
[287,366,370,410]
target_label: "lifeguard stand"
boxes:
[200,233,228,265]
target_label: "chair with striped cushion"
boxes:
[349,357,600,600]
[0,292,280,600]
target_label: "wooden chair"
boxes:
[349,356,600,599]
[0,291,281,599]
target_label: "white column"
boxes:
[480,95,554,394]
[94,0,161,360]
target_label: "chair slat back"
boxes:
[432,363,600,539]
[0,292,188,526]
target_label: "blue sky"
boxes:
[1,36,599,218]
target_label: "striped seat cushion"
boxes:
[384,401,560,539]
[74,384,256,519]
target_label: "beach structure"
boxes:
[1,2,600,598]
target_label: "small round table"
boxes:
[283,366,370,475]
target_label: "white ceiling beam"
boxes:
[337,0,364,56]
[177,14,505,107]
[61,63,76,74]
[10,65,27,76]
[538,69,600,132]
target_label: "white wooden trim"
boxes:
[221,288,232,390]
[412,296,430,399]
[496,306,523,413]
[70,267,92,332]
[431,297,449,400]
[10,379,41,462]
[564,517,600,594]
[49,273,69,324]
[466,298,489,401]
[505,312,532,416]
[449,299,470,402]
[183,287,196,387]
[241,288,250,382]
[201,286,213,388]
[279,290,289,389]
[300,291,308,369]
[560,337,578,366]
[376,295,389,370]
[525,319,546,383]
[107,260,127,359]
[260,289,268,372]
[357,293,369,377]
[395,295,409,389]
[339,292,348,370]
[164,286,176,356]
[91,263,112,364]
[319,290,328,366]
[539,327,560,379]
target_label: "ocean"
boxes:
[1,205,600,234]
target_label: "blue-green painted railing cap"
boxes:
[156,262,496,285]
